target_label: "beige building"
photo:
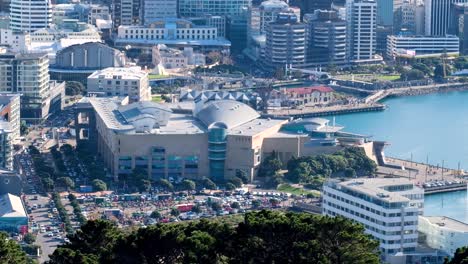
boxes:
[87,67,151,102]
[75,98,382,182]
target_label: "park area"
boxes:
[335,74,401,82]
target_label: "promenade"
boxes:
[377,157,467,192]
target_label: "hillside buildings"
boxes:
[87,67,151,102]
[323,178,424,262]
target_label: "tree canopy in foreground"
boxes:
[46,210,380,264]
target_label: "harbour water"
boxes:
[325,90,468,223]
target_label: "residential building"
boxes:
[9,0,52,32]
[0,94,20,140]
[304,10,347,66]
[418,216,468,256]
[152,45,206,69]
[0,95,18,169]
[115,19,231,52]
[143,0,177,25]
[0,29,31,53]
[425,0,467,36]
[0,53,64,121]
[75,97,383,182]
[87,67,151,102]
[0,193,27,232]
[322,178,424,261]
[347,0,378,62]
[86,4,110,26]
[256,0,296,35]
[51,42,127,83]
[387,34,460,58]
[264,13,306,69]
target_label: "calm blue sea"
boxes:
[324,91,468,223]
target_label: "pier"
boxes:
[265,103,386,118]
[377,157,467,194]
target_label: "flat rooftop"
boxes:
[422,216,468,232]
[88,67,146,80]
[336,178,422,203]
[228,118,287,136]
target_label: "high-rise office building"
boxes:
[377,0,403,26]
[452,3,468,54]
[0,53,64,120]
[143,0,177,25]
[323,178,424,262]
[347,0,378,61]
[9,0,52,32]
[178,0,251,17]
[111,0,141,30]
[425,0,467,36]
[265,13,306,69]
[395,0,416,33]
[304,10,347,65]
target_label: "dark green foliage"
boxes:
[445,247,468,264]
[201,178,216,190]
[286,147,377,185]
[23,233,36,244]
[47,211,380,264]
[228,177,243,188]
[65,81,85,96]
[53,193,73,234]
[91,179,107,191]
[401,69,425,81]
[258,153,282,177]
[0,232,28,263]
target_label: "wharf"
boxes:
[265,103,386,118]
[377,157,467,194]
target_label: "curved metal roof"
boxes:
[196,100,260,129]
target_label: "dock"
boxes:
[377,157,468,194]
[265,103,386,118]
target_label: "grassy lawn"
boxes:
[277,184,320,197]
[148,74,167,80]
[336,74,400,82]
[152,95,163,102]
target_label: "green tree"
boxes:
[65,81,86,96]
[401,69,425,81]
[23,233,36,244]
[225,183,236,191]
[228,177,243,188]
[445,246,468,264]
[20,121,28,136]
[150,211,162,220]
[170,208,180,217]
[258,153,282,177]
[434,63,452,79]
[230,202,240,209]
[91,179,107,191]
[57,177,75,190]
[191,205,202,214]
[201,178,216,190]
[236,170,250,184]
[181,179,196,192]
[211,202,222,212]
[0,232,28,263]
[155,179,174,191]
[287,162,312,183]
[251,199,261,208]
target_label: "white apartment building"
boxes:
[152,45,206,69]
[143,0,177,25]
[10,0,52,32]
[0,29,31,52]
[322,178,424,261]
[387,35,460,58]
[87,67,151,102]
[347,0,378,62]
[419,216,468,256]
